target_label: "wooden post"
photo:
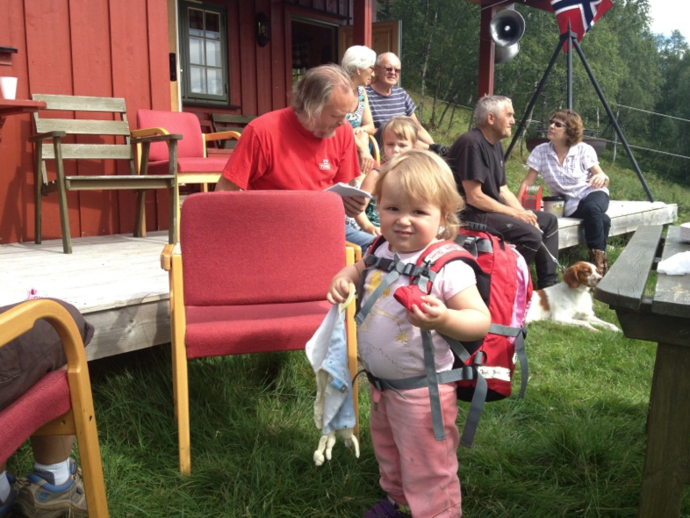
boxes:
[477,5,496,98]
[353,0,373,48]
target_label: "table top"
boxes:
[0,99,46,117]
[595,225,690,319]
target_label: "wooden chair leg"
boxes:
[53,143,72,254]
[174,346,191,475]
[69,372,109,517]
[34,154,43,245]
[134,190,147,238]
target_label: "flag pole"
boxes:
[567,20,573,110]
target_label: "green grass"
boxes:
[6,99,690,517]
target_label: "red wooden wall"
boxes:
[0,0,355,245]
[0,0,171,245]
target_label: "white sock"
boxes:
[34,459,71,486]
[0,471,11,505]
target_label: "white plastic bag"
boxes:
[658,251,690,276]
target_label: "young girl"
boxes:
[360,116,419,231]
[328,150,491,518]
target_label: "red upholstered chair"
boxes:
[0,299,109,517]
[135,110,241,237]
[160,190,358,474]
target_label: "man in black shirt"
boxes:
[447,95,559,289]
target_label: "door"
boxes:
[337,20,402,65]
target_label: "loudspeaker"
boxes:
[490,9,525,64]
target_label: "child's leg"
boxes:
[369,386,406,506]
[383,383,462,518]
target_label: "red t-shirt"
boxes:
[222,107,360,191]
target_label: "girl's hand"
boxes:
[327,277,355,305]
[406,295,448,331]
[361,223,381,236]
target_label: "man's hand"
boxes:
[512,208,538,227]
[343,195,367,218]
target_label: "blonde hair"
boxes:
[373,150,464,240]
[381,116,418,146]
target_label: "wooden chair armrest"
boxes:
[205,130,241,142]
[346,241,362,262]
[160,243,180,271]
[131,133,183,145]
[131,127,168,138]
[29,131,67,142]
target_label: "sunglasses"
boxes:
[379,66,401,75]
[549,120,566,129]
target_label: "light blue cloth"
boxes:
[305,305,356,434]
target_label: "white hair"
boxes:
[340,46,376,77]
[475,95,512,126]
[375,52,400,67]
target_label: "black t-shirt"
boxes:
[447,127,506,211]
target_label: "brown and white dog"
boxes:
[526,261,620,332]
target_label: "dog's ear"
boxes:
[564,266,580,288]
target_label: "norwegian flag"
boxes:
[550,0,613,43]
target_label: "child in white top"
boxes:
[328,150,491,518]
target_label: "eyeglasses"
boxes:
[549,120,565,129]
[379,66,401,75]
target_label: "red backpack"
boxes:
[356,224,532,447]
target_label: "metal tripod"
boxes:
[503,28,654,202]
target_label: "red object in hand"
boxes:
[394,285,427,313]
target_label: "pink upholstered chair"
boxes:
[160,190,358,474]
[136,110,241,237]
[0,299,109,517]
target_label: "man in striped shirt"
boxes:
[366,52,435,149]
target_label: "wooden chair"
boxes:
[0,299,109,517]
[160,190,358,474]
[135,110,240,236]
[209,113,256,152]
[31,94,181,254]
[369,134,381,164]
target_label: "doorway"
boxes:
[291,18,337,84]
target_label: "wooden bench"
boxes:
[31,94,181,254]
[556,200,677,250]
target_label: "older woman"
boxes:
[518,109,611,274]
[341,45,377,175]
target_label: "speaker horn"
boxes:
[490,9,525,63]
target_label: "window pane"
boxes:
[207,68,223,95]
[206,40,221,67]
[189,37,204,65]
[189,8,204,37]
[205,12,220,40]
[190,66,206,93]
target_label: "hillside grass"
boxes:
[6,97,690,517]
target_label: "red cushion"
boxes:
[146,157,230,176]
[184,300,331,359]
[137,110,204,161]
[180,191,346,306]
[0,370,71,465]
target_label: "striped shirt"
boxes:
[526,141,608,217]
[365,85,416,128]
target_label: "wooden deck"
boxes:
[0,201,678,361]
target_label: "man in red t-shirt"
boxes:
[216,64,368,220]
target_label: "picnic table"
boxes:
[594,224,690,518]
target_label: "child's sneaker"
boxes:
[364,497,412,518]
[0,473,19,517]
[14,459,87,518]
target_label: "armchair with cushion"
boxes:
[160,190,359,474]
[0,298,109,517]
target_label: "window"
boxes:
[179,1,228,104]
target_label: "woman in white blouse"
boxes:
[517,109,611,274]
